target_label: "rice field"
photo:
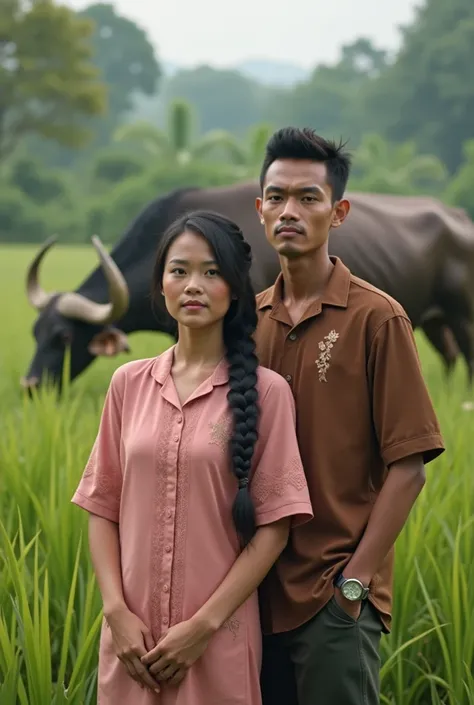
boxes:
[0,244,473,704]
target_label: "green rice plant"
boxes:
[0,516,102,704]
[1,244,473,702]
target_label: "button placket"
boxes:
[160,410,183,628]
[282,334,298,388]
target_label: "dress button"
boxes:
[163,617,169,625]
[166,509,172,518]
[163,584,169,593]
[165,545,172,553]
[289,333,297,341]
[177,417,182,424]
[285,374,292,382]
[174,435,179,442]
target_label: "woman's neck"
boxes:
[173,324,226,369]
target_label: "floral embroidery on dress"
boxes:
[170,406,201,627]
[82,442,122,498]
[251,455,306,506]
[208,412,232,451]
[150,403,175,640]
[316,329,339,382]
[223,617,240,640]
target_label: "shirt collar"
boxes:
[257,256,351,312]
[150,344,229,387]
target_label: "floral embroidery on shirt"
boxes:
[208,413,232,451]
[251,455,306,506]
[316,329,339,382]
[223,617,240,640]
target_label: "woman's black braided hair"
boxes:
[151,210,259,546]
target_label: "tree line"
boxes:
[0,0,473,244]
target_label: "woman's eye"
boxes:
[171,268,185,275]
[206,269,220,277]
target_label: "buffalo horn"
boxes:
[26,235,59,310]
[56,236,129,325]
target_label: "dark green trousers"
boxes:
[260,597,383,705]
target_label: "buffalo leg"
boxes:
[421,318,459,379]
[449,317,474,386]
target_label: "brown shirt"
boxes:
[254,256,444,634]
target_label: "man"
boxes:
[254,127,445,705]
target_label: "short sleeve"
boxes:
[250,374,313,528]
[368,315,445,466]
[71,367,125,523]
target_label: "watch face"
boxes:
[342,580,363,601]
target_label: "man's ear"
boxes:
[331,198,351,229]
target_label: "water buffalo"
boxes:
[21,182,474,391]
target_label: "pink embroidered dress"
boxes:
[72,345,313,705]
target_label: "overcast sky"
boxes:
[63,0,418,69]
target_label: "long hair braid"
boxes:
[223,234,260,548]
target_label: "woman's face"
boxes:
[162,230,232,331]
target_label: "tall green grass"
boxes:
[1,245,473,703]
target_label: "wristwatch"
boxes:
[334,573,370,602]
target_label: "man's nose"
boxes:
[279,198,300,221]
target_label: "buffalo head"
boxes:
[21,236,131,392]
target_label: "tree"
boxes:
[113,99,241,166]
[199,122,276,179]
[78,3,161,122]
[350,133,448,195]
[444,140,474,217]
[161,65,266,135]
[365,0,474,172]
[8,156,72,204]
[270,38,388,145]
[88,147,147,186]
[0,0,106,160]
[25,2,162,169]
[90,159,243,244]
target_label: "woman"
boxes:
[72,210,313,704]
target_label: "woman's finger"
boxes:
[149,654,172,677]
[141,644,162,666]
[155,664,180,682]
[168,667,187,687]
[128,655,161,693]
[120,656,137,682]
[142,629,155,653]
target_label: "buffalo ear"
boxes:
[88,327,131,357]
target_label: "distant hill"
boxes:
[235,59,309,87]
[129,57,309,128]
[161,58,309,87]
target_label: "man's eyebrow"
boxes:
[264,184,325,195]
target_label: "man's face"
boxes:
[256,158,350,259]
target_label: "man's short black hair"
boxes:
[259,127,352,202]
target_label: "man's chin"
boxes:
[276,242,304,258]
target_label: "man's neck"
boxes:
[280,248,334,304]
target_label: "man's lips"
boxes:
[275,225,304,236]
